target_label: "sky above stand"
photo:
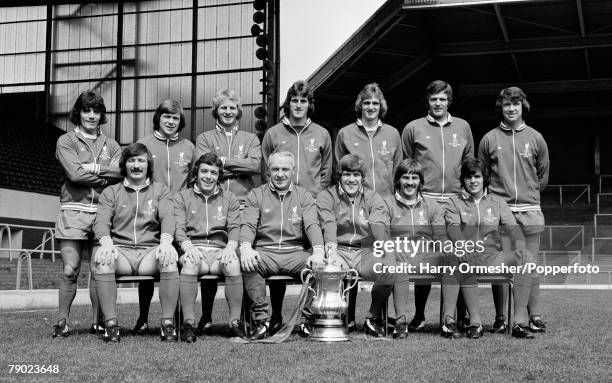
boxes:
[279,0,386,96]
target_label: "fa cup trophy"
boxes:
[301,260,358,342]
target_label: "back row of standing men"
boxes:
[52,79,549,341]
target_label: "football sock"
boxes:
[224,275,244,324]
[179,274,198,324]
[159,271,180,319]
[95,273,117,320]
[392,278,410,322]
[461,286,481,327]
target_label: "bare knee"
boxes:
[221,260,241,277]
[63,264,80,279]
[181,260,200,276]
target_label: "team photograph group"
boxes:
[50,77,550,345]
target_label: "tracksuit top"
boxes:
[94,180,174,247]
[317,185,389,248]
[334,120,403,197]
[240,182,323,250]
[56,128,122,213]
[261,117,332,195]
[445,189,525,250]
[402,114,474,198]
[195,123,262,199]
[173,185,241,249]
[138,131,196,195]
[383,192,448,241]
[478,122,550,212]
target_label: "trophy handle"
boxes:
[301,268,313,284]
[301,269,317,298]
[342,268,359,296]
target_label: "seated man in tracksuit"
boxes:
[93,143,179,343]
[174,153,246,342]
[316,154,391,332]
[240,151,325,340]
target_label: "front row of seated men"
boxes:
[91,144,535,343]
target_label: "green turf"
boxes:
[1,289,611,382]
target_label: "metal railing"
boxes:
[541,225,585,251]
[546,184,591,205]
[0,223,57,262]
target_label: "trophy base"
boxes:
[311,318,350,342]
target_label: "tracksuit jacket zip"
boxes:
[334,120,402,198]
[262,117,333,195]
[138,132,196,195]
[478,122,550,211]
[402,114,474,198]
[195,123,262,199]
[240,183,323,249]
[56,128,122,212]
[94,180,174,247]
[445,189,525,247]
[317,185,389,248]
[173,186,241,248]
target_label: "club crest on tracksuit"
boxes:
[289,206,302,223]
[519,142,533,158]
[449,133,461,148]
[213,205,225,221]
[99,145,111,160]
[305,138,318,153]
[236,145,244,158]
[143,199,155,216]
[175,152,189,167]
[416,210,428,225]
[483,207,497,224]
[377,140,390,156]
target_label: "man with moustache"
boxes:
[135,100,196,336]
[240,151,325,340]
[401,80,474,332]
[93,143,179,343]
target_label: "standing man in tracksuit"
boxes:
[93,143,179,343]
[334,82,402,198]
[53,90,122,338]
[479,87,549,338]
[260,80,332,332]
[135,100,196,336]
[401,80,474,332]
[195,89,262,335]
[240,151,325,340]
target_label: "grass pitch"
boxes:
[1,289,611,383]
